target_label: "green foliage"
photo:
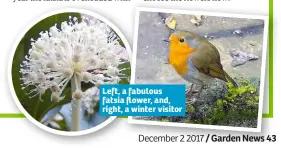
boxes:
[118,61,131,84]
[51,113,68,131]
[161,118,169,122]
[12,13,81,121]
[111,29,125,48]
[183,118,191,123]
[155,79,259,127]
[186,104,195,113]
[196,80,259,126]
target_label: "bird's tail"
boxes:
[223,71,238,88]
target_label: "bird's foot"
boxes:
[186,91,200,104]
[185,89,200,99]
[186,94,204,104]
[186,97,197,104]
[185,89,199,94]
[185,84,196,99]
[185,85,206,104]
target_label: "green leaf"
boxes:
[118,61,131,84]
[12,13,82,121]
[53,113,68,131]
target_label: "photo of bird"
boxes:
[133,10,266,128]
[165,31,238,101]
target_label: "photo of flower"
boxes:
[11,11,131,133]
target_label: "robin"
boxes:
[164,31,238,101]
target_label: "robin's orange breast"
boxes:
[168,38,195,77]
[169,52,190,76]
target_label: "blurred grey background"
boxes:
[135,11,266,85]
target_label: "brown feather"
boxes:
[190,39,237,87]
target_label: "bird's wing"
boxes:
[189,40,227,81]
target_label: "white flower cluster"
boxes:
[20,16,129,104]
[83,86,100,114]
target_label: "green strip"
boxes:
[0,113,25,118]
[263,0,274,118]
[118,116,128,118]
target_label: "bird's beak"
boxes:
[162,39,170,43]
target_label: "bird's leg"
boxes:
[185,84,200,95]
[185,84,197,104]
[186,85,207,104]
[185,84,194,98]
[198,85,205,95]
[195,85,207,102]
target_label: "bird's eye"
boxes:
[179,38,185,43]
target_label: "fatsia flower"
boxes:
[20,16,129,104]
[83,86,100,115]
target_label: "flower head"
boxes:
[20,16,129,102]
[83,86,100,114]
